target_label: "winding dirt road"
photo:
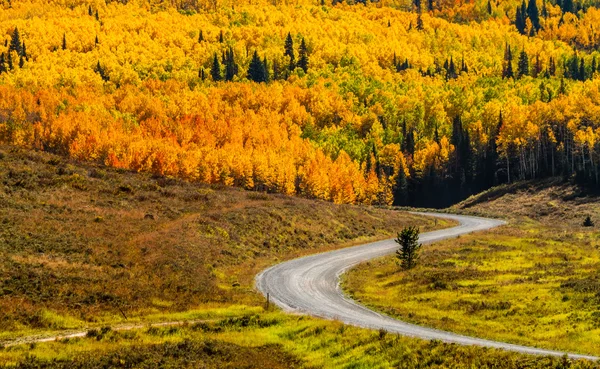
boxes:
[255,212,598,361]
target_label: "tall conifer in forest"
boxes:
[0,53,6,74]
[527,0,541,31]
[9,27,22,56]
[298,38,309,73]
[515,7,526,34]
[518,49,529,78]
[224,47,238,82]
[248,51,267,83]
[284,32,295,71]
[503,44,514,79]
[210,53,222,81]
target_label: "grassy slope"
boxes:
[0,145,452,339]
[2,311,598,369]
[1,154,597,367]
[345,178,600,356]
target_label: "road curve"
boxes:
[255,212,598,361]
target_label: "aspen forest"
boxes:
[1,0,600,207]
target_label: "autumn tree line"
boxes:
[0,1,599,208]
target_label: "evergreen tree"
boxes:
[562,0,575,13]
[218,30,224,43]
[394,159,408,205]
[503,44,514,79]
[527,0,541,31]
[9,27,22,56]
[0,53,6,74]
[88,5,93,16]
[515,6,526,34]
[95,35,99,45]
[62,33,67,50]
[416,10,424,30]
[210,53,222,81]
[94,61,109,81]
[461,56,468,73]
[95,10,99,21]
[224,47,238,82]
[446,56,457,80]
[406,129,415,155]
[7,51,13,70]
[284,32,295,71]
[395,226,422,270]
[18,55,24,68]
[247,51,267,83]
[198,30,204,43]
[568,53,579,79]
[533,54,542,77]
[487,0,493,14]
[297,38,309,73]
[579,58,586,81]
[517,48,529,78]
[542,0,548,17]
[199,67,206,80]
[21,41,27,59]
[558,77,566,95]
[549,56,556,76]
[592,56,597,76]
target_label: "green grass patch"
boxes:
[344,223,600,357]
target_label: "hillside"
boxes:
[455,178,600,226]
[0,145,443,338]
[0,0,598,208]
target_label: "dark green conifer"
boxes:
[0,53,6,74]
[9,27,22,56]
[224,47,238,82]
[284,32,296,71]
[62,33,67,50]
[518,48,529,78]
[297,38,309,73]
[247,51,267,83]
[198,30,204,43]
[210,53,222,81]
[527,0,541,31]
[579,58,586,81]
[7,51,13,70]
[548,56,556,76]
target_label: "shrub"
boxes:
[583,216,594,227]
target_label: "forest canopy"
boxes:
[0,0,599,206]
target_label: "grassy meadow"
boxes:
[0,145,450,340]
[2,307,599,368]
[345,180,600,357]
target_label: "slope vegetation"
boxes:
[0,145,443,338]
[345,179,600,356]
